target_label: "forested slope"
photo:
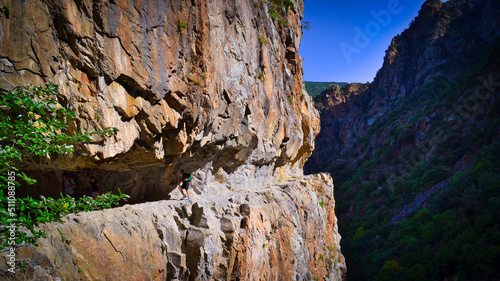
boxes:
[306,0,500,279]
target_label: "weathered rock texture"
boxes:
[0,174,345,281]
[0,0,319,201]
[0,0,345,280]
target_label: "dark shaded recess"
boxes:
[190,203,204,227]
[222,89,232,105]
[46,1,78,49]
[133,137,156,152]
[92,1,106,32]
[262,95,271,116]
[285,48,295,61]
[397,129,416,146]
[116,74,157,104]
[224,3,236,25]
[169,129,264,182]
[240,105,251,130]
[273,149,291,170]
[184,228,204,281]
[20,166,173,205]
[212,135,259,174]
[73,0,93,18]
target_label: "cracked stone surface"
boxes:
[0,0,345,279]
[0,174,345,281]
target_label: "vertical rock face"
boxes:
[0,174,345,281]
[305,83,370,173]
[0,0,319,201]
[1,0,345,280]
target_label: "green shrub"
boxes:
[361,181,378,197]
[178,21,188,29]
[259,35,266,44]
[0,82,127,249]
[421,165,450,187]
[270,0,294,11]
[303,20,312,30]
[258,72,265,81]
[0,4,9,18]
[268,7,279,21]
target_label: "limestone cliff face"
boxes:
[0,0,319,201]
[1,0,345,280]
[0,174,345,281]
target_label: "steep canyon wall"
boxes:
[305,0,499,279]
[0,0,319,201]
[1,175,345,281]
[0,0,345,280]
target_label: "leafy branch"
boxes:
[0,82,127,249]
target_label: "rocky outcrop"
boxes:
[0,0,319,201]
[305,83,369,173]
[0,174,345,281]
[0,0,345,280]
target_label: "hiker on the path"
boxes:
[81,176,101,199]
[62,174,76,197]
[178,169,191,200]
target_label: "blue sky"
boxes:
[300,0,427,83]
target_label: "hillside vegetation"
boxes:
[304,81,348,97]
[306,0,500,280]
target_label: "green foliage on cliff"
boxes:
[0,82,128,250]
[0,5,9,19]
[269,0,294,11]
[266,0,294,28]
[302,20,312,30]
[341,142,500,281]
[177,21,188,29]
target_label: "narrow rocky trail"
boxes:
[1,174,346,281]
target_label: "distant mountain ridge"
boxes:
[304,81,348,97]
